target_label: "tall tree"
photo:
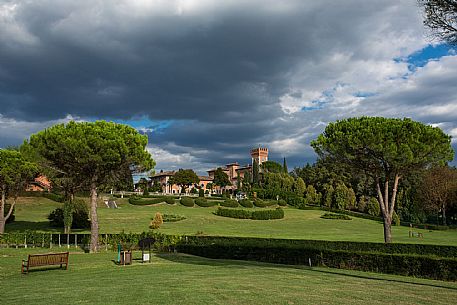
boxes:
[0,149,38,233]
[419,165,457,225]
[252,160,260,185]
[283,157,288,174]
[261,161,283,173]
[169,169,200,194]
[28,121,154,252]
[213,168,231,189]
[419,0,457,45]
[311,117,453,243]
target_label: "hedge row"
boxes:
[320,213,352,220]
[181,236,457,258]
[214,208,284,220]
[129,197,164,205]
[239,199,254,208]
[253,199,276,208]
[43,192,65,203]
[176,242,457,281]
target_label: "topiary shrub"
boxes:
[195,198,218,207]
[220,199,239,208]
[180,197,194,207]
[214,208,252,219]
[278,199,287,207]
[165,197,176,204]
[198,188,205,197]
[239,199,254,208]
[214,207,284,220]
[150,212,163,229]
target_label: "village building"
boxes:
[25,175,52,192]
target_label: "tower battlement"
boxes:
[250,147,268,165]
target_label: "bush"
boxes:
[367,197,381,216]
[162,214,186,222]
[239,199,254,208]
[180,197,194,207]
[195,198,218,207]
[277,199,287,207]
[48,200,90,229]
[214,208,252,219]
[251,208,284,220]
[214,208,284,220]
[285,195,305,207]
[150,212,163,229]
[129,197,164,205]
[320,213,352,220]
[253,199,275,208]
[220,199,239,208]
[165,197,176,204]
[177,239,457,281]
[198,189,205,197]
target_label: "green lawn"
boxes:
[6,197,457,246]
[1,248,456,305]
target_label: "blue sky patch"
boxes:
[396,44,454,72]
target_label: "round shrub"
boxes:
[278,199,287,207]
[180,197,194,207]
[221,199,239,208]
[195,198,218,207]
[165,197,176,204]
[150,212,163,229]
[48,199,90,229]
[239,199,254,208]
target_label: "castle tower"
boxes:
[250,147,268,166]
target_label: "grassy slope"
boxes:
[5,197,457,245]
[1,248,457,305]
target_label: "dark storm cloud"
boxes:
[1,0,455,170]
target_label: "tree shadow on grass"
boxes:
[156,252,457,291]
[5,221,56,232]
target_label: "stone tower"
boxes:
[250,147,268,166]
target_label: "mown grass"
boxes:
[1,248,456,305]
[5,197,457,246]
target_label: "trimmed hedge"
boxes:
[239,199,254,208]
[195,198,218,207]
[278,199,287,207]
[253,199,276,208]
[321,213,352,220]
[165,197,176,204]
[180,197,194,207]
[220,199,239,208]
[214,208,284,220]
[177,240,457,281]
[162,214,186,222]
[129,197,164,205]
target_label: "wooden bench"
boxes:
[21,252,69,274]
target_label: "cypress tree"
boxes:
[283,157,288,174]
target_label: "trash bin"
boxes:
[120,250,132,265]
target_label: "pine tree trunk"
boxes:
[89,179,99,253]
[383,216,392,243]
[0,187,6,234]
[442,202,447,226]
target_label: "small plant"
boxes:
[150,212,164,229]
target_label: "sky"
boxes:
[1,0,457,175]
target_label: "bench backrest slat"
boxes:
[27,252,69,267]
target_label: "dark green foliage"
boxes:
[195,198,218,207]
[214,208,284,220]
[278,199,287,206]
[253,199,276,207]
[283,157,288,174]
[128,197,164,205]
[321,213,352,220]
[213,168,231,188]
[43,192,65,203]
[367,197,381,216]
[252,160,259,185]
[180,197,194,207]
[198,188,205,197]
[162,214,186,222]
[285,194,305,207]
[176,236,457,280]
[165,197,176,204]
[215,208,252,219]
[261,161,283,173]
[169,169,200,194]
[48,200,90,229]
[251,208,284,220]
[239,199,254,208]
[221,199,239,208]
